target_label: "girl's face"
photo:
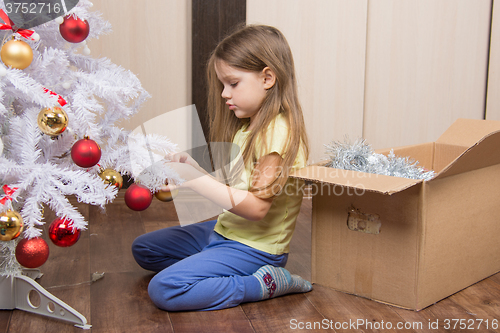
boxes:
[215,60,272,129]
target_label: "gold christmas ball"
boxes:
[154,184,179,202]
[99,168,124,189]
[1,40,33,70]
[0,210,24,241]
[37,106,69,136]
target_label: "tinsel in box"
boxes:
[324,138,435,181]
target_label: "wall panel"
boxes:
[363,0,492,149]
[89,0,192,148]
[486,0,500,120]
[247,0,368,163]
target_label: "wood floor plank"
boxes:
[304,284,415,333]
[393,297,483,333]
[139,198,181,232]
[139,199,180,223]
[90,271,173,333]
[0,311,10,333]
[488,272,500,286]
[427,296,497,333]
[241,293,325,332]
[446,278,500,332]
[169,307,255,333]
[392,306,447,333]
[89,198,145,274]
[143,220,179,234]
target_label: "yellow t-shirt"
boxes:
[214,114,306,255]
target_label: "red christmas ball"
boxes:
[124,183,153,211]
[15,237,49,268]
[71,137,101,168]
[48,217,81,247]
[59,15,90,43]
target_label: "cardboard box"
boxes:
[291,118,500,310]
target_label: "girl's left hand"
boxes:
[167,152,200,168]
[161,162,204,192]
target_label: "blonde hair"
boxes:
[207,24,309,198]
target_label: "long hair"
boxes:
[207,24,309,199]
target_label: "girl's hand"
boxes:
[161,162,204,192]
[167,152,211,177]
[167,152,200,168]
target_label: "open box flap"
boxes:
[436,118,500,147]
[291,165,422,195]
[433,130,500,180]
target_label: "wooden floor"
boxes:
[1,192,500,332]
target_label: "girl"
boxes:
[132,24,312,311]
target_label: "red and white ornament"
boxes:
[59,15,90,43]
[124,183,153,211]
[48,217,81,247]
[15,237,49,268]
[71,137,101,168]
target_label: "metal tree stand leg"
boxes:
[0,269,91,329]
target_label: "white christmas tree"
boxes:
[0,0,179,328]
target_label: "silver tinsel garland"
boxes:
[324,138,435,181]
[0,239,21,277]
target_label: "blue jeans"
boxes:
[131,220,288,311]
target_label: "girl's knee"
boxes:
[148,275,184,311]
[131,237,147,266]
[131,236,144,255]
[131,236,163,271]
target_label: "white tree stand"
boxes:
[0,269,91,329]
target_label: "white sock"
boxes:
[253,265,312,299]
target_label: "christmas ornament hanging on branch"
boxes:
[71,137,101,168]
[0,9,37,70]
[324,138,435,180]
[0,39,33,70]
[0,209,23,241]
[15,237,49,268]
[135,160,184,205]
[124,183,153,211]
[99,168,123,189]
[48,217,81,247]
[37,106,69,136]
[154,183,178,202]
[59,15,90,43]
[0,186,23,242]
